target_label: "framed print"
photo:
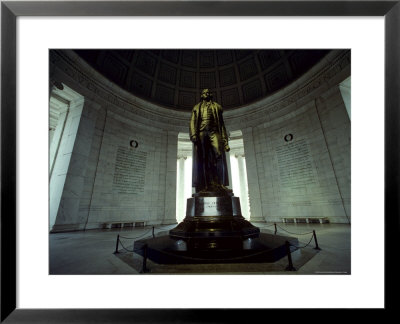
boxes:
[1,0,398,322]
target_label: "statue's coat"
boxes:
[189,101,229,189]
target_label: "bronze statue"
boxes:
[190,89,231,194]
[169,88,260,247]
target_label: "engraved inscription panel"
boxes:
[113,146,147,194]
[190,197,237,217]
[275,139,316,188]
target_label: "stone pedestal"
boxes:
[169,194,260,249]
[134,193,297,265]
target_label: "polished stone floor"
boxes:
[49,222,350,275]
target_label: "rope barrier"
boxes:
[114,225,175,254]
[275,224,314,236]
[288,230,321,250]
[118,228,153,240]
[114,224,321,269]
[117,237,135,253]
[289,234,315,249]
[284,229,322,270]
[114,229,153,254]
[118,224,173,239]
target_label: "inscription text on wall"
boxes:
[113,146,147,194]
[276,138,315,189]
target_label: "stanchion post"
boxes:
[274,223,277,235]
[141,244,149,273]
[114,234,120,254]
[285,241,296,271]
[152,226,155,238]
[313,230,321,250]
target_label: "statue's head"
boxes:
[201,89,213,101]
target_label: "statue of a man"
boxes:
[190,89,231,194]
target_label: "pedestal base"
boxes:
[169,195,260,247]
[150,194,270,261]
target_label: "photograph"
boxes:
[49,49,351,275]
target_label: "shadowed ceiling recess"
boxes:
[75,49,329,111]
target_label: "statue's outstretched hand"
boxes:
[190,135,197,143]
[225,144,230,152]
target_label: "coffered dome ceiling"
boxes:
[75,49,330,111]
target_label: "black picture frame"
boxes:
[1,0,398,322]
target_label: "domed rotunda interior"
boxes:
[49,48,351,275]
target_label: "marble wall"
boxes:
[49,49,350,232]
[50,52,179,232]
[82,112,177,230]
[51,102,178,231]
[241,93,350,223]
[222,50,351,224]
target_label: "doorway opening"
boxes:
[176,133,193,223]
[228,130,251,220]
[175,130,251,222]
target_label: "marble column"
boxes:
[237,154,250,220]
[242,127,264,222]
[176,156,186,222]
[225,151,233,189]
[163,130,179,224]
